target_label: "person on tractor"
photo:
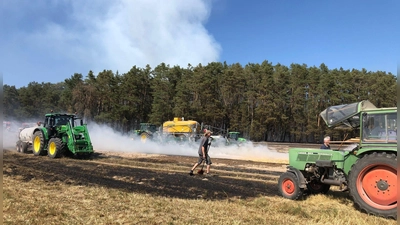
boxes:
[369,121,383,137]
[320,136,331,149]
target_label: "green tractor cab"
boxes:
[226,131,247,146]
[278,100,397,219]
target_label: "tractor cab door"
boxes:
[44,116,55,137]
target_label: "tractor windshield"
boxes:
[229,132,240,140]
[140,123,158,133]
[55,116,71,126]
[46,114,79,127]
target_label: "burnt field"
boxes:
[3,147,288,200]
[3,143,395,224]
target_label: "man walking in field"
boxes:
[189,130,213,176]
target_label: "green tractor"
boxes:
[131,123,159,143]
[17,113,94,158]
[209,130,247,147]
[226,131,247,146]
[278,100,397,219]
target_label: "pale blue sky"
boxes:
[1,0,398,88]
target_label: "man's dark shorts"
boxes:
[197,154,212,165]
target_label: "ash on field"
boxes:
[3,148,288,200]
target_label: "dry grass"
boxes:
[3,149,396,225]
[3,176,394,225]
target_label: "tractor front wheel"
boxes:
[140,132,151,143]
[47,138,64,158]
[278,172,304,200]
[306,180,330,195]
[33,131,46,156]
[348,152,397,219]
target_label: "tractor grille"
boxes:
[297,153,332,162]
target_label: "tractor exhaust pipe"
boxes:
[320,179,342,186]
[320,174,343,186]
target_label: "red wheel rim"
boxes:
[356,165,397,209]
[282,178,295,195]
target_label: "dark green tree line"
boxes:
[3,62,397,143]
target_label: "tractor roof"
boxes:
[45,113,76,117]
[319,100,396,128]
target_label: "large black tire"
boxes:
[348,152,397,219]
[20,142,28,154]
[47,138,64,158]
[16,140,21,152]
[32,131,46,156]
[278,172,304,200]
[306,180,331,195]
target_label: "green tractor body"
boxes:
[278,100,397,219]
[209,131,247,147]
[226,131,247,146]
[17,113,93,158]
[130,123,159,143]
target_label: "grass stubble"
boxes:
[3,151,395,225]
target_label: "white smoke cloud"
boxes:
[88,123,288,162]
[3,121,288,162]
[23,0,221,74]
[3,120,40,149]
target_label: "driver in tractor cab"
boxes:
[369,120,383,138]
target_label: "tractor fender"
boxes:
[33,127,49,141]
[286,166,307,188]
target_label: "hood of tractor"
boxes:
[319,100,377,128]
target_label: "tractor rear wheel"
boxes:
[278,172,304,200]
[47,138,64,158]
[33,131,46,156]
[348,152,397,219]
[306,180,330,195]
